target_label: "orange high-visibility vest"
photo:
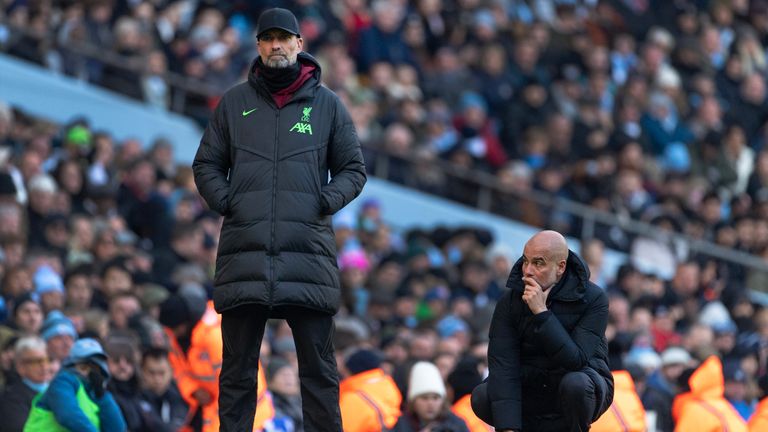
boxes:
[591,370,646,432]
[748,397,768,431]
[339,368,402,432]
[165,300,274,432]
[452,394,492,432]
[672,356,747,432]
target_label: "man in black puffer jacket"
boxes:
[471,230,614,432]
[192,7,366,432]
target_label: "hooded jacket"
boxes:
[486,250,614,431]
[749,397,768,431]
[339,368,402,432]
[591,370,646,432]
[193,52,366,314]
[672,356,747,432]
[165,301,273,432]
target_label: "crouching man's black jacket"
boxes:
[486,250,614,431]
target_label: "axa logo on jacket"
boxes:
[290,105,313,135]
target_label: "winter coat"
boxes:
[391,411,470,432]
[486,250,614,431]
[140,385,188,432]
[0,380,39,432]
[642,369,677,432]
[193,52,366,315]
[672,356,747,432]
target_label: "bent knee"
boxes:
[559,371,593,397]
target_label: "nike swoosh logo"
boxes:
[242,108,257,116]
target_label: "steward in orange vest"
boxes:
[672,356,747,432]
[591,370,646,432]
[750,397,768,431]
[748,375,768,432]
[339,349,401,432]
[448,357,492,432]
[161,294,274,432]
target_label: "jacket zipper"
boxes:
[269,109,280,309]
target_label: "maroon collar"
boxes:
[271,63,316,108]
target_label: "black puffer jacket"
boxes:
[486,250,614,431]
[192,52,366,314]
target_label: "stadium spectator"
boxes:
[24,338,127,431]
[0,336,52,432]
[140,347,188,432]
[393,361,469,432]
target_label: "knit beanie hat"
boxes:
[447,357,482,399]
[34,265,65,295]
[408,361,446,401]
[345,349,382,375]
[41,310,78,342]
[158,295,190,328]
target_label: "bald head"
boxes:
[527,230,568,261]
[522,230,568,290]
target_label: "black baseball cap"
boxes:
[257,8,300,39]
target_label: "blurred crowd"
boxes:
[1,99,768,430]
[3,0,768,430]
[4,0,768,289]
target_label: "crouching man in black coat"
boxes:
[471,230,614,432]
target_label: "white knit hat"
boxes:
[407,361,446,401]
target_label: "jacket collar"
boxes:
[248,51,322,103]
[506,249,591,302]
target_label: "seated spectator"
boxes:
[24,338,127,431]
[40,310,78,363]
[106,336,165,431]
[0,336,52,432]
[642,347,692,432]
[393,361,469,431]
[723,361,757,421]
[266,356,302,432]
[447,356,490,432]
[140,347,188,432]
[8,292,44,335]
[33,265,65,314]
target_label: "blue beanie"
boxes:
[34,265,64,295]
[346,349,382,375]
[41,310,78,342]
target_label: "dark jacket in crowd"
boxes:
[271,391,304,431]
[641,369,676,432]
[141,386,188,432]
[486,250,614,431]
[192,51,366,315]
[110,376,167,432]
[392,411,470,432]
[0,379,39,432]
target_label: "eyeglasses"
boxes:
[21,357,50,366]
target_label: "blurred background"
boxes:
[3,0,768,431]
